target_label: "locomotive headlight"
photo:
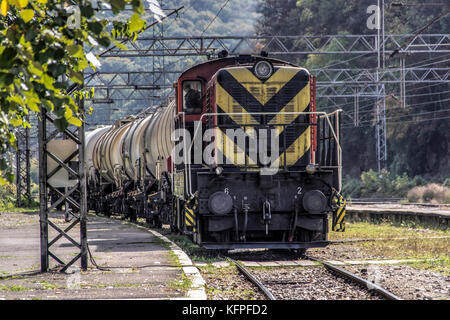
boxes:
[302,190,327,214]
[208,191,233,215]
[254,61,273,79]
[306,164,317,175]
[215,166,223,175]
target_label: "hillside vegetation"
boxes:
[256,0,449,185]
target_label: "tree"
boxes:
[256,0,450,179]
[0,0,162,183]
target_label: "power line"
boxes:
[342,114,450,129]
[200,0,231,36]
[389,6,450,59]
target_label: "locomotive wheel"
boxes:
[154,215,162,228]
[170,224,178,233]
[290,248,307,257]
[130,212,137,223]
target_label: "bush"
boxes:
[343,169,426,199]
[407,184,450,204]
[406,187,422,203]
[0,181,16,209]
[342,176,362,199]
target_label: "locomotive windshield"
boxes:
[183,80,202,114]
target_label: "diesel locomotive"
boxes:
[75,54,345,250]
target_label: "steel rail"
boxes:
[306,256,402,300]
[227,258,276,300]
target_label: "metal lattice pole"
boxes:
[15,121,31,207]
[38,93,88,273]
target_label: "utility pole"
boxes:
[15,119,31,207]
[376,0,387,172]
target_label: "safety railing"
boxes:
[175,110,342,197]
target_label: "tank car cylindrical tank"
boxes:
[121,115,153,181]
[141,101,175,178]
[93,119,133,184]
[90,101,175,186]
[85,126,111,184]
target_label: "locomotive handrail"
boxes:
[180,110,343,196]
[173,112,194,198]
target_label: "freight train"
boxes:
[66,53,346,250]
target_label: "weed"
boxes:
[169,272,192,293]
[0,285,30,291]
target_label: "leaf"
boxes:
[1,0,8,16]
[0,72,14,86]
[23,91,40,112]
[69,70,84,84]
[87,21,103,35]
[27,100,39,112]
[98,36,111,48]
[53,117,68,132]
[42,73,55,90]
[80,4,94,18]
[0,176,8,185]
[129,12,145,33]
[28,61,43,77]
[42,99,54,112]
[64,106,72,120]
[67,117,82,127]
[0,47,17,68]
[113,39,128,51]
[10,116,22,126]
[20,8,34,22]
[67,44,83,58]
[9,94,24,105]
[0,158,7,170]
[17,0,28,8]
[110,0,125,14]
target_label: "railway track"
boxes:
[228,256,402,300]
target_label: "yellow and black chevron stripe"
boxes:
[184,198,198,232]
[332,195,346,232]
[215,65,311,168]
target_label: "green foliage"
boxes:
[0,180,16,209]
[257,0,450,180]
[343,169,426,199]
[0,0,150,183]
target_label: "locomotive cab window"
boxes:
[183,81,203,114]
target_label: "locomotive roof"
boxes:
[178,55,300,79]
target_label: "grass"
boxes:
[156,231,225,263]
[0,203,39,213]
[328,220,450,274]
[168,272,192,293]
[34,280,60,290]
[0,284,30,292]
[329,220,450,240]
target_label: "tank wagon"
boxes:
[82,54,346,250]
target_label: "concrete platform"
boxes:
[0,211,186,300]
[346,206,450,227]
